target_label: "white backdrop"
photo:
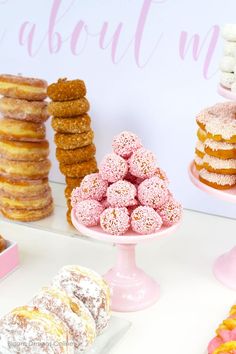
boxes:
[0,0,235,218]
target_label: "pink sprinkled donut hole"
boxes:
[107,180,137,207]
[138,176,169,208]
[75,200,104,226]
[112,131,142,158]
[158,198,182,226]
[100,207,130,235]
[153,167,169,186]
[80,173,108,201]
[131,206,163,235]
[129,148,157,179]
[100,153,128,183]
[71,186,84,208]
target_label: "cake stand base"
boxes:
[213,246,236,291]
[105,244,160,312]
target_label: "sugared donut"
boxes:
[0,176,49,198]
[1,202,54,221]
[197,128,207,143]
[52,265,111,334]
[48,97,89,117]
[112,131,142,158]
[0,139,49,161]
[71,187,83,207]
[47,78,86,101]
[60,158,97,177]
[0,157,51,179]
[55,130,94,149]
[33,287,96,352]
[100,207,130,235]
[194,154,204,171]
[203,154,236,174]
[131,206,162,234]
[56,144,96,164]
[195,140,205,159]
[0,97,49,123]
[52,114,91,134]
[0,235,6,253]
[158,198,182,226]
[107,180,137,207]
[66,176,83,188]
[0,188,52,210]
[138,177,168,208]
[74,199,104,226]
[0,74,47,101]
[199,168,236,190]
[129,147,157,179]
[0,117,46,142]
[80,173,108,201]
[204,139,236,160]
[0,306,72,354]
[100,153,128,182]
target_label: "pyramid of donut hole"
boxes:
[0,235,7,253]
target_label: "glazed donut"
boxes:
[195,140,205,158]
[220,71,234,89]
[199,169,236,189]
[56,144,96,164]
[0,189,52,210]
[0,139,49,161]
[222,24,236,41]
[219,55,236,73]
[224,41,236,57]
[55,130,94,149]
[0,117,45,142]
[0,157,51,179]
[197,128,207,142]
[47,78,86,101]
[0,175,49,198]
[60,158,97,177]
[203,153,236,174]
[48,97,89,117]
[204,139,236,159]
[0,306,71,353]
[194,154,204,170]
[65,176,84,188]
[0,74,47,101]
[1,201,54,221]
[0,235,6,253]
[52,114,91,133]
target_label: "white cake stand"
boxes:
[71,208,181,312]
[188,162,236,290]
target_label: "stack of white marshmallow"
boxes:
[220,24,236,92]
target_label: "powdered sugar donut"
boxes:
[52,265,111,334]
[158,198,182,226]
[33,287,96,352]
[71,186,83,207]
[100,207,130,235]
[219,56,236,73]
[80,173,108,201]
[107,180,137,207]
[222,24,236,41]
[220,71,235,89]
[131,206,162,234]
[224,41,236,57]
[138,177,168,208]
[129,148,157,179]
[100,153,128,182]
[199,168,236,189]
[74,200,104,226]
[112,131,142,158]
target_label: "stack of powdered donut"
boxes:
[194,102,236,189]
[47,78,98,224]
[220,24,236,92]
[0,74,53,221]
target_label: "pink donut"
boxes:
[112,131,142,158]
[80,173,108,201]
[138,177,168,208]
[158,198,182,226]
[74,200,104,226]
[131,206,162,234]
[100,153,128,183]
[100,207,130,235]
[129,148,157,179]
[153,167,169,185]
[107,180,137,207]
[71,186,83,207]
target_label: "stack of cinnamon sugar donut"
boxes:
[0,74,53,221]
[47,78,98,224]
[194,102,236,189]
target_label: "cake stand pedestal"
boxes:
[71,208,181,312]
[188,162,236,290]
[217,84,236,101]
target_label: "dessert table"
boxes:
[0,184,236,354]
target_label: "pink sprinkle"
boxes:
[129,148,157,179]
[131,206,162,234]
[138,177,168,208]
[158,198,182,226]
[74,200,104,226]
[80,173,108,201]
[107,180,137,207]
[71,187,84,207]
[100,153,128,183]
[112,131,142,158]
[100,207,130,235]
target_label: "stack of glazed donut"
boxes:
[0,74,53,221]
[220,24,236,91]
[47,78,98,225]
[0,265,111,354]
[194,102,236,189]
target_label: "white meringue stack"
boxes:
[220,24,236,92]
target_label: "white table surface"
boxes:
[0,208,236,354]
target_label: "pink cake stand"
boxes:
[71,208,181,312]
[188,161,236,290]
[217,84,236,101]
